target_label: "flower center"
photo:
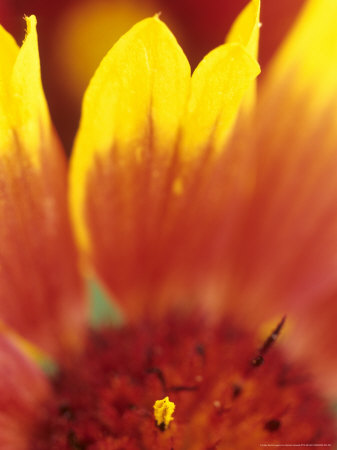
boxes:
[32,314,336,449]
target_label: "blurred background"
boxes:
[1,0,304,153]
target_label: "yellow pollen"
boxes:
[153,396,175,430]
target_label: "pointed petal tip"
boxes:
[22,15,38,49]
[226,0,260,57]
[10,11,51,169]
[25,14,37,30]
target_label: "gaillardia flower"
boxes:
[0,1,337,449]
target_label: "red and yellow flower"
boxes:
[0,0,336,448]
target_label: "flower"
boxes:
[0,0,337,448]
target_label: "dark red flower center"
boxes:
[32,314,336,449]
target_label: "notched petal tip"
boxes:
[181,42,260,159]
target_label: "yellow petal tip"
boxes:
[25,14,37,31]
[181,42,260,158]
[225,0,261,116]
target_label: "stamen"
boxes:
[259,316,286,355]
[250,316,286,368]
[153,396,175,431]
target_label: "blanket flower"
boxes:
[0,1,336,448]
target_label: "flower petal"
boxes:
[232,0,337,311]
[0,333,50,450]
[217,0,337,392]
[286,293,337,395]
[0,24,18,110]
[263,0,337,117]
[0,16,86,358]
[70,16,191,252]
[180,42,260,159]
[226,0,260,58]
[226,0,260,114]
[9,15,51,167]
